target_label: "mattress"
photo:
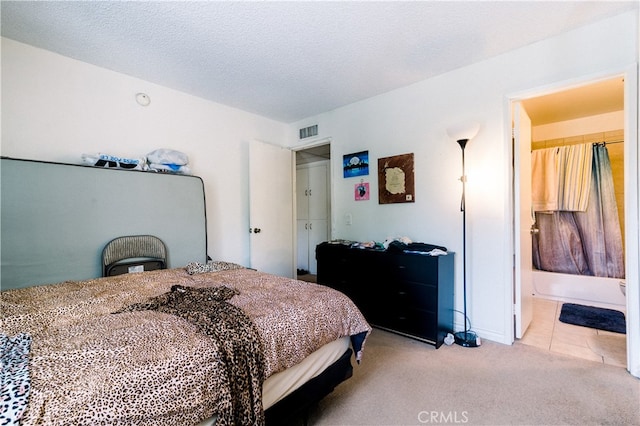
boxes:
[263,336,349,408]
[1,267,371,425]
[196,337,350,426]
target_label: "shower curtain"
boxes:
[532,143,625,279]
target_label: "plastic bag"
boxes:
[81,153,148,170]
[146,149,189,166]
[148,163,191,174]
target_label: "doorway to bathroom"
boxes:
[511,72,639,375]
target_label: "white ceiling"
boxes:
[521,76,625,126]
[1,1,636,124]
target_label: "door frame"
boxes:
[506,66,639,377]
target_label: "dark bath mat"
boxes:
[559,303,626,334]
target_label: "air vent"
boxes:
[299,124,318,139]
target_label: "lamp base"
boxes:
[454,330,480,348]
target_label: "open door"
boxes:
[249,140,294,277]
[513,102,534,338]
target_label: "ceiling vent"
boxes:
[299,124,318,140]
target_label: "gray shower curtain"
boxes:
[532,144,625,278]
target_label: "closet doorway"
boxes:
[295,143,331,278]
[511,73,639,376]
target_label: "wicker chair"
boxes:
[102,235,167,277]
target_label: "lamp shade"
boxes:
[446,122,480,142]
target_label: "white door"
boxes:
[249,140,294,277]
[307,163,328,274]
[296,168,310,220]
[296,219,310,272]
[295,162,329,275]
[308,164,328,221]
[307,219,327,274]
[514,102,534,338]
[296,167,310,273]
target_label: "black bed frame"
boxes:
[264,348,353,425]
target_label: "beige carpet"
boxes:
[305,329,640,425]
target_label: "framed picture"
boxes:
[354,181,370,201]
[343,151,369,178]
[378,153,415,204]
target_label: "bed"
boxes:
[0,158,371,425]
[1,264,371,425]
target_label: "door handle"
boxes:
[249,228,262,233]
[530,225,539,235]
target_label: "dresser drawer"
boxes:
[385,254,439,285]
[391,280,437,311]
[388,309,437,342]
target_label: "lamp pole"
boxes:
[446,122,480,347]
[454,138,478,347]
[460,139,467,338]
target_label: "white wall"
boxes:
[288,11,638,344]
[1,37,288,267]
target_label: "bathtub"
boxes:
[532,269,626,310]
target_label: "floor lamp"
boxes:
[447,122,480,348]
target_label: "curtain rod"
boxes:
[596,140,624,145]
[533,140,624,151]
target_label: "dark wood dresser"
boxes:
[316,242,454,348]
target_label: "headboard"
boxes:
[1,157,207,290]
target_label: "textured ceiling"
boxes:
[1,1,636,123]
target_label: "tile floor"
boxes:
[520,297,627,368]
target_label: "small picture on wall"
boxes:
[343,151,369,178]
[354,181,370,201]
[378,153,415,204]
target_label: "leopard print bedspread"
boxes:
[0,268,371,425]
[114,284,265,426]
[0,333,32,424]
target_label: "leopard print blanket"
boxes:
[0,267,371,425]
[0,333,32,425]
[114,285,265,426]
[185,261,246,275]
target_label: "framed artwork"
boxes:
[378,153,415,204]
[354,181,370,201]
[343,151,369,178]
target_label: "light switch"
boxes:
[345,213,352,225]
